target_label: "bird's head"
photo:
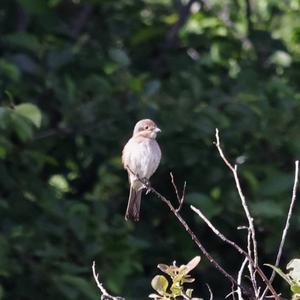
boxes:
[133,119,161,139]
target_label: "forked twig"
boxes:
[170,172,186,211]
[148,186,239,287]
[92,261,125,300]
[260,160,299,299]
[126,166,243,293]
[190,205,279,299]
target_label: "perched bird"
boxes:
[122,119,161,221]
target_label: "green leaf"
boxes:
[259,174,293,196]
[0,285,4,300]
[185,256,201,274]
[151,275,169,295]
[0,59,20,82]
[170,283,182,296]
[18,0,48,14]
[49,175,70,193]
[287,259,300,284]
[251,200,283,218]
[264,264,292,284]
[157,264,170,274]
[55,275,96,300]
[3,33,40,53]
[11,113,34,141]
[14,103,42,128]
[186,193,222,218]
[109,48,130,66]
[48,0,62,7]
[291,284,300,293]
[186,288,193,297]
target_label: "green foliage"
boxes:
[266,258,300,299]
[14,103,42,128]
[149,256,202,300]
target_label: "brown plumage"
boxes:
[122,119,161,221]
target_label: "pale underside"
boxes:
[122,137,161,191]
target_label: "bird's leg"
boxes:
[142,177,151,194]
[126,165,152,193]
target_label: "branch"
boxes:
[146,186,239,287]
[260,160,299,299]
[152,191,236,283]
[170,172,186,211]
[214,129,258,267]
[92,261,125,300]
[190,205,279,299]
[206,283,214,300]
[237,258,248,300]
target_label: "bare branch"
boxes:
[190,205,279,299]
[92,261,125,300]
[260,160,299,299]
[273,160,299,269]
[170,172,181,203]
[151,188,238,285]
[214,129,258,269]
[237,258,248,300]
[206,283,214,300]
[170,172,186,211]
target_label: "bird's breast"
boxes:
[123,138,161,179]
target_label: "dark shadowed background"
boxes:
[0,0,300,299]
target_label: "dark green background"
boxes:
[0,0,300,299]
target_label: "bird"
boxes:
[122,119,161,221]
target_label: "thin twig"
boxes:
[206,283,214,300]
[237,258,248,300]
[260,160,299,300]
[92,261,125,300]
[170,172,186,211]
[170,172,181,203]
[214,129,259,289]
[246,226,259,298]
[190,205,279,299]
[149,186,238,286]
[127,167,239,289]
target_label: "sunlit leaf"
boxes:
[291,284,300,293]
[287,259,300,284]
[157,264,170,274]
[186,288,193,297]
[265,264,292,284]
[151,275,169,295]
[185,256,201,274]
[14,103,42,128]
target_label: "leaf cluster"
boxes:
[267,259,300,300]
[149,256,202,300]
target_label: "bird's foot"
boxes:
[142,178,151,194]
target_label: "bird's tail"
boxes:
[125,187,142,221]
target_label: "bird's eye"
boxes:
[145,126,149,130]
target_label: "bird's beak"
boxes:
[154,127,161,133]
